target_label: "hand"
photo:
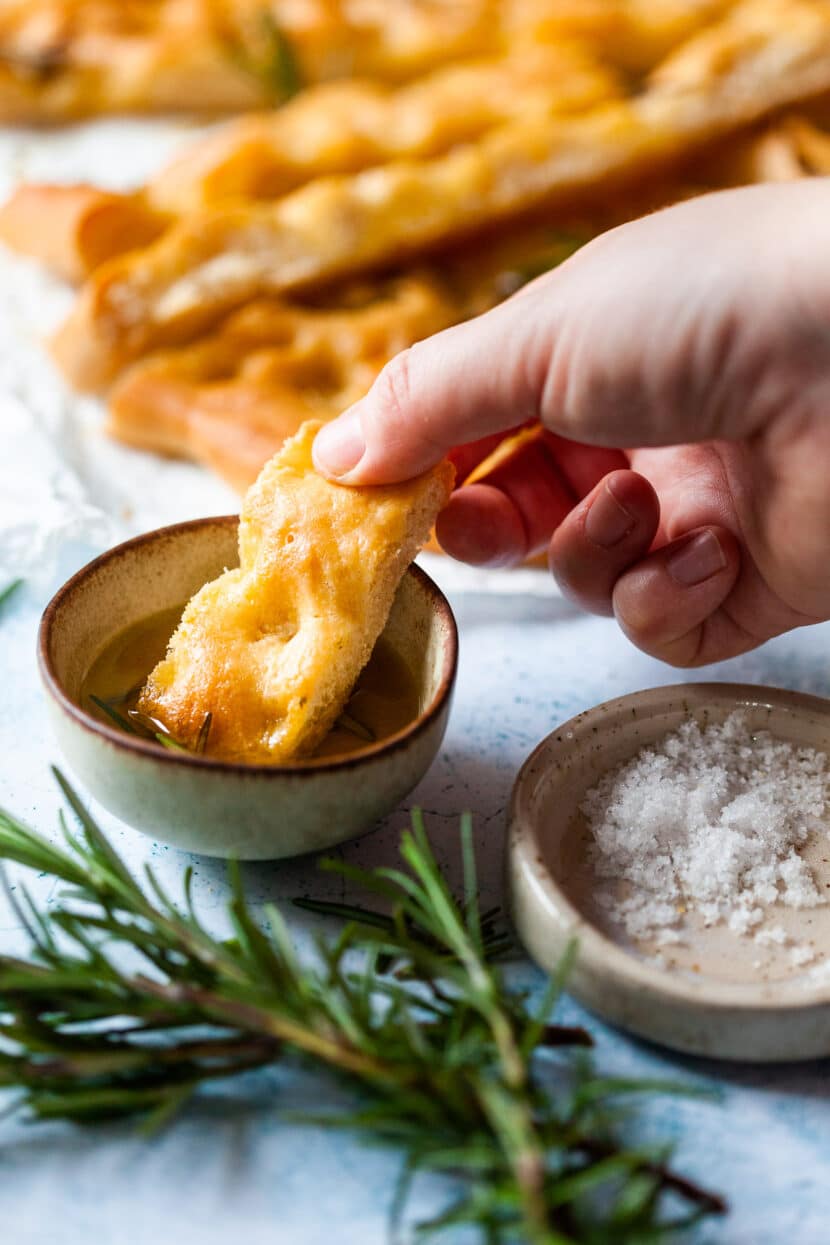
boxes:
[313,182,830,666]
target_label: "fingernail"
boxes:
[667,530,727,586]
[313,410,365,478]
[584,479,636,549]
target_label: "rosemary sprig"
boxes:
[0,775,725,1241]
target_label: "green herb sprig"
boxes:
[0,774,724,1242]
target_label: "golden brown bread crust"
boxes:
[0,1,725,123]
[108,373,313,491]
[0,0,269,121]
[0,0,506,122]
[3,40,611,285]
[146,43,621,215]
[138,420,454,763]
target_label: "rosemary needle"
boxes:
[155,733,190,753]
[0,578,22,614]
[89,694,141,736]
[194,712,213,755]
[335,711,376,743]
[257,14,303,101]
[222,13,302,103]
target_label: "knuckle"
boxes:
[617,608,704,666]
[368,345,447,460]
[656,640,705,668]
[371,350,415,432]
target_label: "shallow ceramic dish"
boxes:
[508,683,830,1062]
[39,516,457,860]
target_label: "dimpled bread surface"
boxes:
[138,420,454,764]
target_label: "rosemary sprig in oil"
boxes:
[0,775,725,1241]
[89,694,211,757]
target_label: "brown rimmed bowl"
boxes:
[508,683,830,1062]
[38,516,457,860]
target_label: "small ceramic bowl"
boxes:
[508,683,830,1062]
[39,516,457,860]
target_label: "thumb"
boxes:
[312,295,549,484]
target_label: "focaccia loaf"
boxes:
[138,420,454,764]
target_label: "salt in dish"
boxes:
[508,683,830,1061]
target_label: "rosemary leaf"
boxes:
[222,12,302,104]
[257,14,303,102]
[0,578,22,614]
[335,711,376,743]
[89,695,141,736]
[155,734,190,754]
[195,712,213,755]
[127,708,163,735]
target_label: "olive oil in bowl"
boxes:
[81,606,421,761]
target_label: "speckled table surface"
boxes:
[1,110,828,1245]
[2,539,830,1245]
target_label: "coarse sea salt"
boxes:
[581,712,830,961]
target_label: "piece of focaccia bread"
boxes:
[138,421,454,764]
[51,0,830,391]
[0,0,275,122]
[146,42,621,215]
[107,271,464,490]
[0,44,614,278]
[0,0,719,124]
[0,0,505,123]
[0,44,612,280]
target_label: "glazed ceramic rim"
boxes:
[509,682,830,1012]
[38,515,458,776]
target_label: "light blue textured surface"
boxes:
[2,544,830,1244]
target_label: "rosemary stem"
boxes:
[4,1035,281,1083]
[135,978,397,1084]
